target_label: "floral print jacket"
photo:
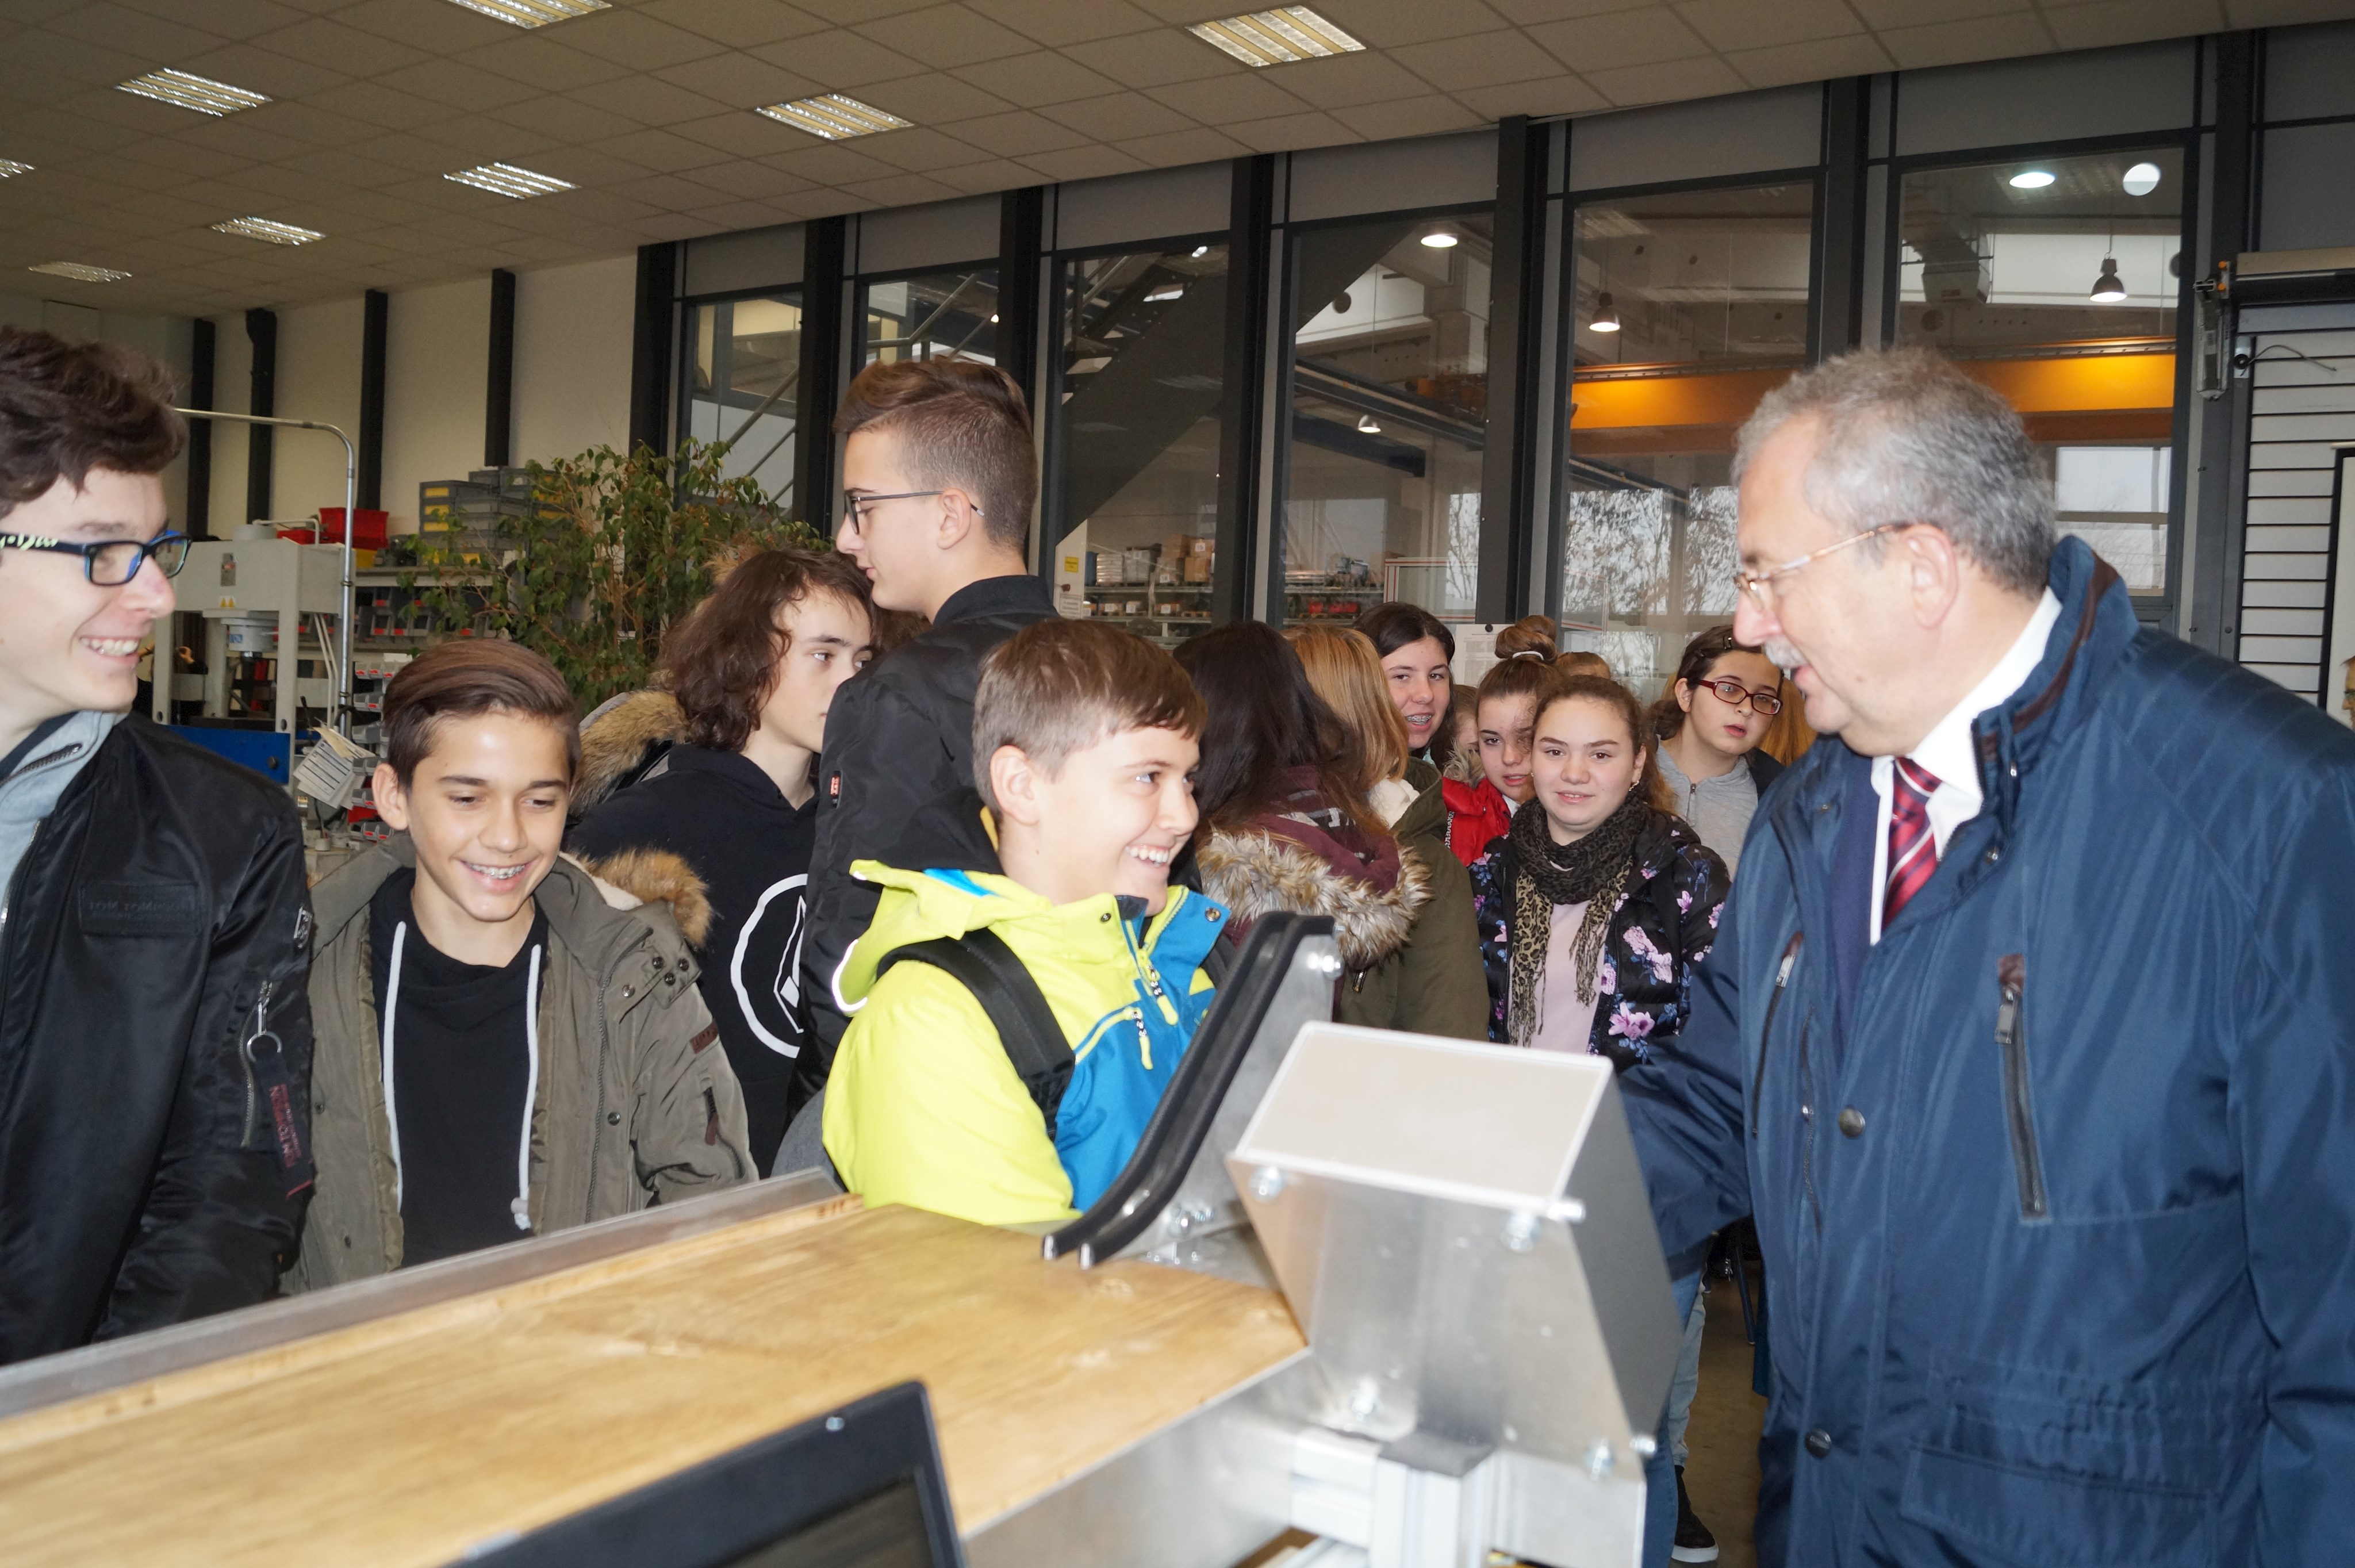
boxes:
[1466,809,1732,1071]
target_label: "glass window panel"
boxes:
[678,292,803,504]
[860,268,1000,368]
[1562,182,1815,697]
[1049,242,1228,648]
[1898,147,2184,595]
[1282,211,1493,630]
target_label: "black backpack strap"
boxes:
[879,929,1074,1138]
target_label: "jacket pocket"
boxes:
[1995,953,2049,1221]
[1900,1445,2216,1568]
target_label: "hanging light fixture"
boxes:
[2009,169,2055,189]
[1356,413,1382,434]
[1420,228,1458,248]
[1590,290,1621,332]
[2089,255,2127,303]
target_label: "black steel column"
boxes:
[186,319,214,538]
[359,290,387,511]
[1813,76,1872,361]
[486,269,515,469]
[795,216,850,532]
[1214,154,1276,627]
[1479,116,1548,622]
[2188,31,2258,656]
[999,185,1050,570]
[244,307,275,524]
[628,241,677,455]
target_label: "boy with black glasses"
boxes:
[0,326,316,1365]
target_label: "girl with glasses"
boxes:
[1648,626,1788,876]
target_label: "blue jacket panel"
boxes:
[1620,537,2355,1566]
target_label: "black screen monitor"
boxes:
[463,1381,967,1568]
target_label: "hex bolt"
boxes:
[1249,1166,1286,1201]
[1502,1212,1540,1252]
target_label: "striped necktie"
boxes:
[1884,757,1942,926]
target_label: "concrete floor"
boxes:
[1677,1274,1770,1568]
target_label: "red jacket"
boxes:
[1441,775,1514,865]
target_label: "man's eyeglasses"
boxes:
[1733,522,1909,611]
[841,489,984,528]
[0,530,191,585]
[1694,677,1782,717]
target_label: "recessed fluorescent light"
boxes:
[1188,6,1364,67]
[444,162,574,198]
[0,159,32,179]
[29,262,131,283]
[443,0,608,26]
[213,216,324,246]
[116,67,270,117]
[2008,169,2055,189]
[755,94,910,140]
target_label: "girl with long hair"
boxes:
[1179,622,1486,1038]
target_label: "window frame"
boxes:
[675,284,808,499]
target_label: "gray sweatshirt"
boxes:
[0,710,121,918]
[1654,744,1762,875]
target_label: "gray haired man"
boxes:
[1620,347,2355,1565]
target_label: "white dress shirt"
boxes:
[1868,589,2062,942]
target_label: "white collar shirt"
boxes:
[1869,589,2063,942]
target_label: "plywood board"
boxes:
[0,1202,1306,1567]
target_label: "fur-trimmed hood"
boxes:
[571,845,712,948]
[1198,829,1433,973]
[574,689,684,814]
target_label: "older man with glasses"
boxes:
[0,327,316,1365]
[1618,346,2355,1566]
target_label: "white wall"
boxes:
[271,297,365,524]
[383,277,490,534]
[513,256,635,466]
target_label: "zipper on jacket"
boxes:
[1796,1010,1822,1235]
[1751,931,1804,1137]
[238,979,273,1147]
[1995,953,2049,1221]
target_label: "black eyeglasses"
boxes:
[1696,676,1782,716]
[840,489,985,528]
[0,529,191,585]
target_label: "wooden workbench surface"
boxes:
[0,1201,1307,1566]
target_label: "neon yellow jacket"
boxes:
[822,861,1225,1228]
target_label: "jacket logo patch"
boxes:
[689,1022,719,1053]
[78,881,200,936]
[827,771,842,803]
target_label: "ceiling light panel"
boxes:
[0,160,32,179]
[214,216,324,246]
[115,68,270,117]
[29,262,131,283]
[443,0,609,25]
[1189,6,1364,67]
[443,162,574,198]
[755,94,910,140]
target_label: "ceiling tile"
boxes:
[1581,52,1749,103]
[1144,70,1314,123]
[858,125,995,172]
[635,210,726,240]
[304,80,451,131]
[954,49,1123,103]
[273,146,421,189]
[1313,0,1511,45]
[1035,90,1195,139]
[1452,73,1609,115]
[2224,0,2355,21]
[839,170,966,206]
[937,108,1091,156]
[1126,0,1247,18]
[854,5,1037,68]
[1060,29,1232,88]
[1873,10,2053,66]
[966,0,1161,46]
[1330,91,1483,137]
[789,0,939,22]
[582,126,736,172]
[119,138,257,179]
[1676,0,1870,51]
[652,52,824,108]
[486,94,636,144]
[926,155,1037,193]
[176,40,353,97]
[1724,32,1896,86]
[333,0,513,52]
[1114,125,1250,166]
[856,72,1020,121]
[0,58,86,106]
[1017,142,1147,181]
[1487,0,1661,18]
[6,26,151,86]
[1529,7,1715,70]
[761,140,904,183]
[509,143,658,186]
[1848,0,2025,21]
[459,37,639,94]
[664,110,816,158]
[638,0,834,48]
[234,101,382,149]
[1222,109,1361,152]
[565,74,731,128]
[337,130,486,177]
[745,29,924,86]
[412,112,565,162]
[2040,0,2226,49]
[676,158,818,198]
[180,120,314,164]
[1390,29,1570,90]
[1263,51,1436,108]
[41,2,224,65]
[253,17,432,75]
[371,58,531,108]
[558,8,728,69]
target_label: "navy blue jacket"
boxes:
[1621,538,2355,1566]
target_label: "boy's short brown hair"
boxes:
[0,327,185,517]
[661,546,874,752]
[383,639,580,785]
[972,620,1204,810]
[834,359,1037,551]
